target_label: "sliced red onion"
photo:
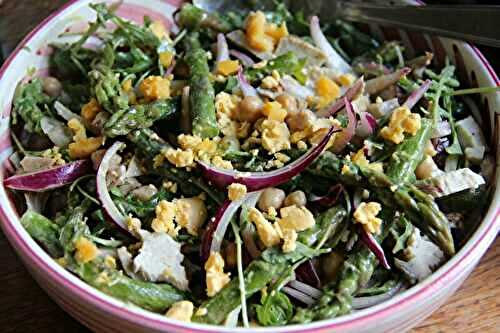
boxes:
[165,58,176,77]
[317,77,365,117]
[309,184,344,209]
[431,120,451,138]
[310,16,351,73]
[216,33,230,63]
[237,68,258,97]
[200,191,261,262]
[282,286,317,305]
[125,155,143,178]
[352,282,403,309]
[199,125,339,191]
[331,97,356,153]
[240,191,262,259]
[295,260,321,288]
[229,49,255,67]
[54,101,82,122]
[289,279,322,299]
[96,141,131,236]
[365,67,411,96]
[403,79,431,110]
[280,75,314,101]
[24,192,50,213]
[356,112,377,138]
[359,227,390,270]
[4,160,91,192]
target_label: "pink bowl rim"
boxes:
[0,1,498,332]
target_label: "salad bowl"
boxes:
[0,0,498,332]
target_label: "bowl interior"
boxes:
[0,1,498,332]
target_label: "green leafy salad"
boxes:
[6,1,495,327]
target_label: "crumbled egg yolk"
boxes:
[245,11,288,52]
[216,60,240,76]
[227,183,247,201]
[165,148,195,168]
[175,197,208,236]
[205,252,231,297]
[74,237,99,264]
[139,76,171,101]
[152,198,207,237]
[152,200,179,237]
[337,73,356,87]
[281,229,298,253]
[150,20,170,40]
[195,307,208,317]
[104,255,117,269]
[315,75,340,108]
[159,51,174,68]
[261,75,280,90]
[122,79,137,104]
[261,119,291,153]
[165,300,194,322]
[424,140,437,157]
[126,215,142,235]
[248,207,281,247]
[351,149,384,173]
[212,155,233,170]
[277,205,316,232]
[380,106,421,144]
[215,92,239,117]
[67,118,103,159]
[262,101,287,122]
[353,202,382,234]
[81,98,101,121]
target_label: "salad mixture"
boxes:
[5,1,495,327]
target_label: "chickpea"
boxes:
[258,187,285,211]
[276,94,298,113]
[42,76,62,97]
[224,242,237,269]
[284,190,307,207]
[237,96,263,123]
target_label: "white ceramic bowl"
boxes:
[0,1,498,332]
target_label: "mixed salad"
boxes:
[6,1,495,327]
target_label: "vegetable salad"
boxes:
[6,1,494,327]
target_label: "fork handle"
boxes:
[338,4,500,48]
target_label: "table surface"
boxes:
[0,1,499,332]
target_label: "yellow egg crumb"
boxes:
[195,307,208,317]
[104,255,117,269]
[126,215,142,235]
[211,155,233,170]
[205,252,231,297]
[227,183,247,201]
[282,228,298,253]
[245,11,275,52]
[262,101,287,122]
[261,76,280,89]
[165,301,194,322]
[261,119,291,153]
[68,137,103,159]
[81,98,101,121]
[277,205,315,232]
[165,148,195,168]
[152,200,179,237]
[216,60,240,76]
[159,51,174,68]
[353,202,382,234]
[139,76,171,101]
[248,207,281,248]
[74,237,99,264]
[315,75,340,107]
[337,73,356,87]
[380,106,421,144]
[175,197,207,236]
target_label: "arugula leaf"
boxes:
[12,78,52,134]
[255,291,293,326]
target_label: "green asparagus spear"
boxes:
[104,97,180,137]
[292,210,394,323]
[298,205,347,248]
[90,67,129,113]
[309,152,455,256]
[193,260,288,324]
[77,262,186,312]
[245,52,307,84]
[127,128,171,158]
[177,3,234,32]
[21,210,63,258]
[183,32,219,138]
[386,118,433,184]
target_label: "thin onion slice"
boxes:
[280,75,314,101]
[294,260,321,288]
[199,125,340,191]
[403,79,431,109]
[359,227,391,269]
[331,97,356,153]
[216,33,230,64]
[309,184,344,210]
[237,67,258,97]
[200,191,262,262]
[5,160,91,192]
[356,112,377,138]
[288,279,322,299]
[96,141,132,236]
[229,50,255,67]
[365,67,411,96]
[282,286,317,306]
[310,16,351,73]
[240,191,263,259]
[352,282,404,309]
[317,77,365,117]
